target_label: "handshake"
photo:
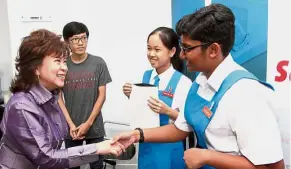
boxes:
[95,130,140,157]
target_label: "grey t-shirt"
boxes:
[63,54,112,139]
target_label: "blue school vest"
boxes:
[184,70,273,169]
[138,69,186,169]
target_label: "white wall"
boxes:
[0,0,12,91]
[5,0,172,123]
[267,0,291,167]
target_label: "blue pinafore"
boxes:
[138,69,186,169]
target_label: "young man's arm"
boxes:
[113,123,189,147]
[87,86,106,125]
[58,92,77,139]
[113,98,192,145]
[76,85,106,137]
[143,124,189,142]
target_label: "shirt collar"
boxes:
[29,84,59,105]
[196,55,243,92]
[151,65,175,82]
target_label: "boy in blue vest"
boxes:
[113,3,284,169]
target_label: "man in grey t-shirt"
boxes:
[59,22,112,169]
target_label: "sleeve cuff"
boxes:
[68,143,100,168]
[174,120,192,132]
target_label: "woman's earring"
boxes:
[37,75,40,81]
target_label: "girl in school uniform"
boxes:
[122,27,192,169]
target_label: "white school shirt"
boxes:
[147,66,192,118]
[175,56,283,165]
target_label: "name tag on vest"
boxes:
[162,91,174,98]
[202,106,213,118]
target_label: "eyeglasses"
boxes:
[70,37,88,44]
[179,42,211,53]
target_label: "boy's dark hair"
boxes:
[176,3,235,57]
[147,27,184,72]
[62,21,89,40]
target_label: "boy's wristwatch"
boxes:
[135,128,144,143]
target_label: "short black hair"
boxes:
[62,21,89,40]
[176,3,235,57]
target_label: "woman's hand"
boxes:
[96,140,126,156]
[123,83,132,98]
[147,96,170,114]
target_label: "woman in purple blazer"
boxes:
[0,29,125,169]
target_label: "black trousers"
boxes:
[65,137,104,169]
[183,132,195,150]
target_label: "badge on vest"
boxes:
[202,106,213,118]
[162,87,174,98]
